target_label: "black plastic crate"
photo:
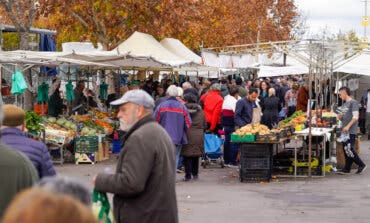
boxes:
[240,144,272,158]
[244,157,270,169]
[240,169,271,182]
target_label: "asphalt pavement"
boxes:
[56,139,370,223]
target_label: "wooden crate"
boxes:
[336,138,361,169]
[75,152,97,164]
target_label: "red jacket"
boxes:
[200,90,223,131]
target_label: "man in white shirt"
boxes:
[221,86,241,166]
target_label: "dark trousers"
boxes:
[223,125,239,165]
[342,134,366,171]
[183,157,199,179]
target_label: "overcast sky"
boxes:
[295,0,367,38]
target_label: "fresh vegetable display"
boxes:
[94,120,114,133]
[281,110,304,125]
[25,111,43,132]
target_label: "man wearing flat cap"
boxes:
[1,104,56,178]
[0,104,38,218]
[94,89,178,223]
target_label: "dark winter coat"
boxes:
[95,115,178,223]
[0,143,38,218]
[181,103,206,157]
[1,127,56,178]
[234,97,256,127]
[73,87,87,115]
[48,89,63,117]
[261,96,281,129]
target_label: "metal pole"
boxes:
[364,0,368,38]
[308,40,313,177]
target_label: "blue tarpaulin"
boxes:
[39,34,58,76]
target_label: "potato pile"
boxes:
[234,123,270,135]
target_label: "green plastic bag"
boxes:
[66,81,75,101]
[37,82,49,102]
[92,189,113,223]
[99,82,108,100]
[11,70,28,95]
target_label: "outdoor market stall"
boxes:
[231,110,339,182]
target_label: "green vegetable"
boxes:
[25,111,43,132]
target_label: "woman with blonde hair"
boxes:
[1,188,98,223]
[261,88,281,129]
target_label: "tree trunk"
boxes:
[18,32,29,50]
[19,32,34,110]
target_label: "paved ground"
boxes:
[56,140,370,223]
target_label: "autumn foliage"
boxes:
[2,0,299,51]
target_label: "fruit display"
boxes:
[234,123,271,135]
[94,120,114,135]
[89,109,108,119]
[280,110,307,129]
[232,123,284,143]
[44,121,76,144]
[70,115,91,122]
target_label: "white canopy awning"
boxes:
[160,38,202,64]
[334,53,370,76]
[114,31,191,66]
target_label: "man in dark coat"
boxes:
[72,80,87,115]
[1,104,56,178]
[0,104,38,219]
[94,89,178,223]
[235,88,258,127]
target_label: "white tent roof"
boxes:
[62,42,103,54]
[334,53,370,76]
[160,38,202,64]
[257,54,308,77]
[114,31,190,66]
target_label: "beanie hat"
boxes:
[2,104,25,126]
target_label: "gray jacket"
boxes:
[95,115,178,223]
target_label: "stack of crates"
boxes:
[240,144,273,182]
[74,136,99,164]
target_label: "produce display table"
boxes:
[291,127,334,177]
[45,139,65,165]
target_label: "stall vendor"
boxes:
[72,80,87,115]
[48,78,64,117]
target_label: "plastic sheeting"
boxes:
[39,34,58,76]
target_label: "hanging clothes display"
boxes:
[66,81,75,101]
[348,79,355,91]
[354,79,359,90]
[37,82,49,103]
[11,70,28,95]
[99,82,108,100]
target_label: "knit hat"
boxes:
[2,104,25,126]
